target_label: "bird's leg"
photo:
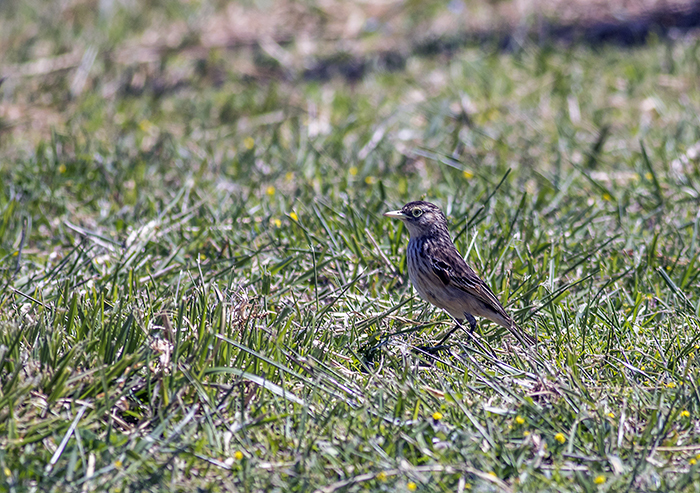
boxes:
[414,317,467,358]
[434,321,462,348]
[435,314,476,347]
[465,313,477,332]
[412,321,461,358]
[414,314,478,359]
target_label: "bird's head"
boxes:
[383,201,448,238]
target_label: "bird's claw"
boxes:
[413,344,452,356]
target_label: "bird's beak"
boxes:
[383,210,407,220]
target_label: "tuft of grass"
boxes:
[2,2,700,491]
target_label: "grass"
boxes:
[2,1,700,491]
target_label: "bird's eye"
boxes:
[412,208,423,218]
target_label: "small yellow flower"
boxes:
[3,467,10,477]
[488,471,497,477]
[138,119,153,132]
[515,415,525,425]
[349,166,358,176]
[289,212,298,221]
[432,411,443,421]
[680,410,690,418]
[602,193,612,201]
[58,164,67,173]
[690,458,697,465]
[376,471,387,481]
[244,137,255,149]
[644,172,653,180]
[266,186,276,196]
[365,176,376,185]
[666,382,677,389]
[114,460,123,469]
[608,412,615,419]
[594,475,605,484]
[234,450,243,460]
[554,433,566,444]
[407,481,417,491]
[272,218,281,228]
[523,431,530,436]
[462,170,474,179]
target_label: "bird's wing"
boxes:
[428,248,536,347]
[428,248,508,317]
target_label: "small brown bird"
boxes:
[384,201,535,348]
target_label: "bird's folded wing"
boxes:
[430,255,508,316]
[430,250,536,347]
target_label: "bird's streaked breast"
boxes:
[406,236,444,308]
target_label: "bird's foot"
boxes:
[412,344,452,365]
[414,344,451,355]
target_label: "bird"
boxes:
[383,200,536,349]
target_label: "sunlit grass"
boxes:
[2,2,700,491]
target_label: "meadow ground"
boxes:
[2,1,700,491]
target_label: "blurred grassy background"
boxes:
[2,0,700,491]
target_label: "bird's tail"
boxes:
[507,321,537,349]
